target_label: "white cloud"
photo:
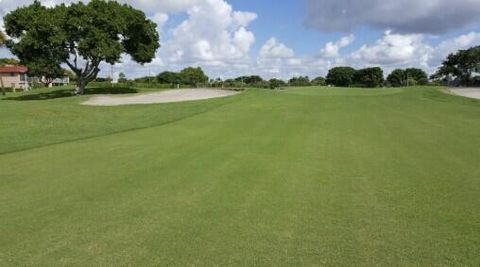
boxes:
[151,13,169,31]
[0,0,203,15]
[350,31,432,68]
[320,34,355,57]
[164,0,256,66]
[429,32,480,67]
[259,38,295,59]
[254,31,480,79]
[232,11,257,27]
[344,31,480,74]
[0,0,258,78]
[256,38,326,79]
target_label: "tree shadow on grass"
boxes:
[2,87,138,101]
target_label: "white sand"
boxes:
[82,89,240,106]
[448,88,480,100]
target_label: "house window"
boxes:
[20,74,26,81]
[10,73,16,77]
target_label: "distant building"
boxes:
[0,65,29,90]
[0,65,71,90]
[50,77,70,87]
[30,76,70,87]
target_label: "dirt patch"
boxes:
[82,89,240,106]
[448,88,480,100]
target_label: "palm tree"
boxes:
[0,31,7,95]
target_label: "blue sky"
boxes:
[228,0,369,56]
[1,0,480,79]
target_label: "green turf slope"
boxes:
[1,87,479,265]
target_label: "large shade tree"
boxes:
[433,46,480,86]
[4,0,160,94]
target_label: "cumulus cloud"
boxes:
[255,30,480,79]
[345,31,480,74]
[320,34,355,57]
[151,13,169,31]
[165,0,256,66]
[305,0,480,34]
[429,32,480,67]
[0,0,203,15]
[0,0,258,77]
[350,31,432,68]
[259,38,295,59]
[256,38,296,75]
[255,38,329,79]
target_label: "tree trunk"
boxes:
[0,77,4,96]
[66,60,100,95]
[75,80,86,95]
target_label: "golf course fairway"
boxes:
[1,87,479,265]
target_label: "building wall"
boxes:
[52,76,70,86]
[0,73,29,89]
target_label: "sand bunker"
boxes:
[448,88,480,100]
[82,89,240,106]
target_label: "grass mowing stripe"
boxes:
[0,90,245,155]
[0,97,240,156]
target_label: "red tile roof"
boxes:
[0,65,28,74]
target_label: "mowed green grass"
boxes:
[1,87,479,265]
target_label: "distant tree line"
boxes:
[9,44,479,90]
[324,66,429,88]
[115,65,430,90]
[128,46,478,89]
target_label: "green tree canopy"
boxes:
[432,46,480,85]
[269,78,286,89]
[157,71,182,85]
[118,72,127,83]
[288,76,310,86]
[387,68,428,87]
[387,69,406,87]
[353,67,384,88]
[326,66,356,87]
[405,68,428,85]
[311,76,326,86]
[0,32,8,95]
[179,67,208,87]
[433,46,480,86]
[0,58,19,66]
[234,75,264,85]
[4,0,160,94]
